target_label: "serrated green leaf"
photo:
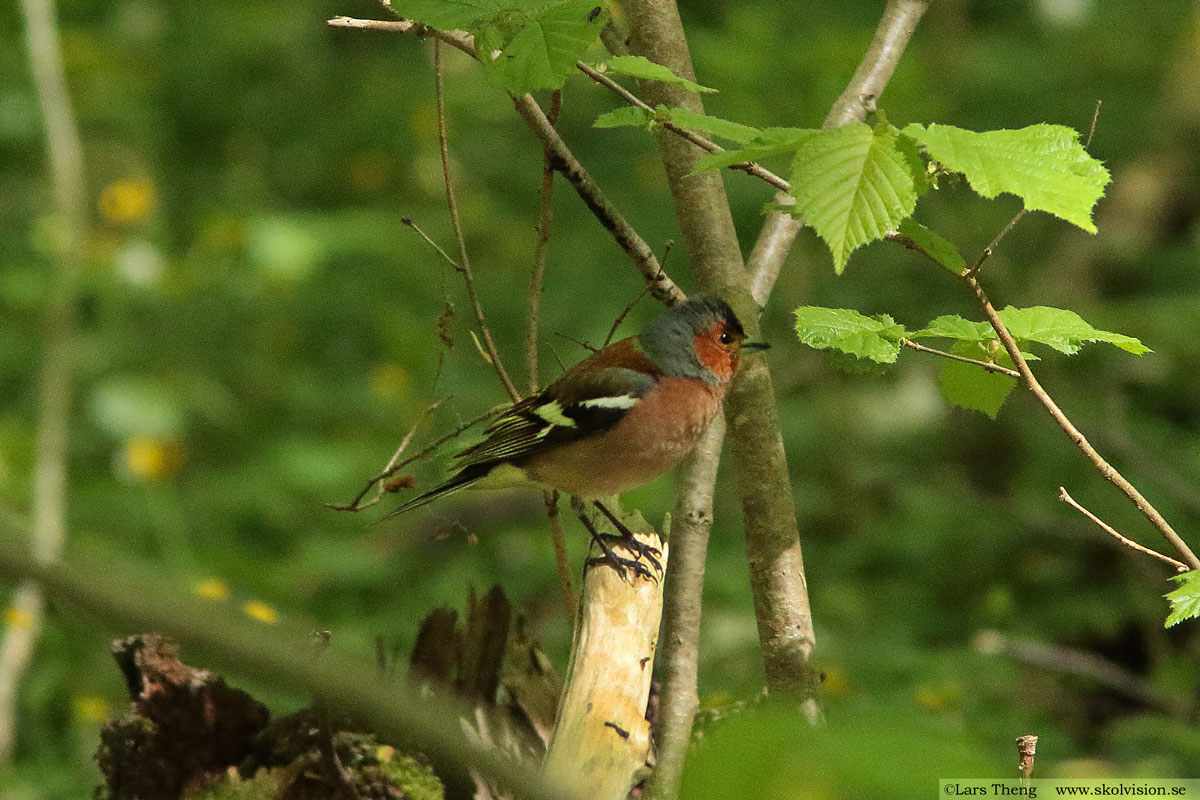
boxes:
[656,106,759,144]
[599,55,716,93]
[910,314,994,342]
[594,106,654,129]
[388,0,504,29]
[480,1,606,94]
[1165,570,1200,627]
[896,219,966,274]
[902,122,1111,233]
[937,341,1018,418]
[794,307,906,364]
[789,123,921,272]
[998,306,1151,355]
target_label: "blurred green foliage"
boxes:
[3,0,1200,796]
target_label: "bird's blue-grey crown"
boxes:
[638,296,745,383]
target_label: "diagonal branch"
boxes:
[1058,487,1187,572]
[328,14,686,306]
[576,61,790,192]
[962,273,1200,571]
[512,95,685,305]
[747,0,930,303]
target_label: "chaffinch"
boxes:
[384,296,768,572]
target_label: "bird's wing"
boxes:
[454,366,657,468]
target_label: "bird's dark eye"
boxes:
[719,330,733,345]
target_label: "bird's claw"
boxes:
[588,532,662,581]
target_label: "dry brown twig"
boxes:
[327,13,687,306]
[521,87,576,621]
[329,401,504,513]
[433,40,522,402]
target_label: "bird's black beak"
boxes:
[741,339,771,352]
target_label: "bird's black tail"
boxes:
[379,464,489,521]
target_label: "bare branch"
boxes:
[967,208,1027,276]
[644,417,723,800]
[1016,735,1039,782]
[962,272,1200,571]
[512,94,685,306]
[747,0,931,302]
[434,41,521,402]
[1058,486,1188,572]
[0,0,86,764]
[542,490,575,622]
[526,90,560,393]
[328,395,451,512]
[328,14,476,55]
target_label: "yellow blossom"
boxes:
[243,600,279,625]
[99,178,155,225]
[194,578,229,601]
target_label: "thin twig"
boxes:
[0,0,86,764]
[329,14,476,55]
[328,395,451,512]
[899,339,1020,378]
[1058,486,1188,572]
[576,62,790,192]
[526,90,560,393]
[603,282,654,348]
[968,208,1027,276]
[962,272,1200,571]
[512,94,685,306]
[434,40,521,402]
[1085,99,1102,150]
[543,490,575,621]
[522,90,575,621]
[330,13,685,306]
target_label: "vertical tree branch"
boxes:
[645,417,723,800]
[747,0,931,301]
[621,0,820,706]
[624,3,929,791]
[0,0,86,764]
[523,90,576,621]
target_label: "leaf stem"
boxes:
[899,338,1020,378]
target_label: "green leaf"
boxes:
[656,106,759,144]
[902,123,1111,233]
[387,0,504,29]
[794,307,906,364]
[599,55,716,93]
[691,127,818,173]
[896,219,966,274]
[910,314,994,342]
[789,123,921,272]
[479,1,607,94]
[1165,571,1200,627]
[936,341,1018,418]
[997,306,1151,355]
[594,106,654,129]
